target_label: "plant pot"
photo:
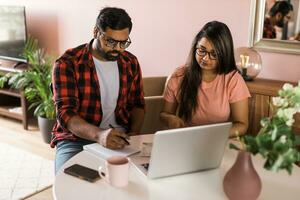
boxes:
[223,151,262,200]
[38,116,56,144]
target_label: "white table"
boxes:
[53,135,300,200]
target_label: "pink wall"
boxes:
[1,0,299,82]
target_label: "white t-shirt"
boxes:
[93,57,125,131]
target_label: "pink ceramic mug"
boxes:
[98,156,130,187]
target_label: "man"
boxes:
[263,1,293,39]
[51,7,145,173]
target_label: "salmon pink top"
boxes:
[163,66,251,126]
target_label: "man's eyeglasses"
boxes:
[100,32,131,49]
[196,48,217,60]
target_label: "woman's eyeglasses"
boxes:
[100,32,131,49]
[196,48,217,60]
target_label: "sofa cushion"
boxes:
[143,76,167,96]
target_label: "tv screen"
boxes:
[0,6,27,62]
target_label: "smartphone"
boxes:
[64,164,100,182]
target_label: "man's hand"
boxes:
[98,129,130,150]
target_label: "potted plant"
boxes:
[0,36,55,143]
[223,82,300,199]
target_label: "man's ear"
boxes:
[93,27,99,39]
[275,12,283,21]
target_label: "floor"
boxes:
[0,116,54,200]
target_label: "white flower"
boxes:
[277,108,297,122]
[282,83,294,91]
[272,97,284,107]
[279,135,287,144]
[286,108,297,119]
[286,118,295,126]
[295,86,300,95]
[277,108,284,118]
[296,106,300,113]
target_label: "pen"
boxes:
[109,124,130,145]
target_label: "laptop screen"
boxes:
[145,122,232,179]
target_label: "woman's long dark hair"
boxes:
[178,21,237,122]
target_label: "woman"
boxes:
[160,21,250,137]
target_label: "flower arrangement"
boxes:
[231,82,300,174]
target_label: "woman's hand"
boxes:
[166,115,185,129]
[160,100,185,129]
[229,98,249,137]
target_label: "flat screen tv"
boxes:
[0,6,27,62]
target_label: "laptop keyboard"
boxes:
[141,163,149,170]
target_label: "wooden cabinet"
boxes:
[0,59,30,129]
[0,88,29,129]
[246,78,300,135]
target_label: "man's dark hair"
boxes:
[96,7,132,32]
[269,1,293,17]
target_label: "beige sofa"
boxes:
[140,76,167,134]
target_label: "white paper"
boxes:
[83,143,140,159]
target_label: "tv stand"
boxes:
[0,59,27,72]
[12,61,27,69]
[0,59,30,129]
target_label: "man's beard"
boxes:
[104,50,121,61]
[96,39,121,61]
[276,18,285,28]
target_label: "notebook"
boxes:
[83,143,140,159]
[132,122,232,179]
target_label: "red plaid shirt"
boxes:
[263,17,276,39]
[50,40,145,147]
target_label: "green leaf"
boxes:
[295,135,300,146]
[260,117,270,127]
[243,135,259,154]
[273,141,289,153]
[229,143,242,151]
[257,133,273,150]
[271,124,278,141]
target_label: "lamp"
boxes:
[234,47,262,81]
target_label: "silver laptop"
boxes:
[133,122,232,179]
